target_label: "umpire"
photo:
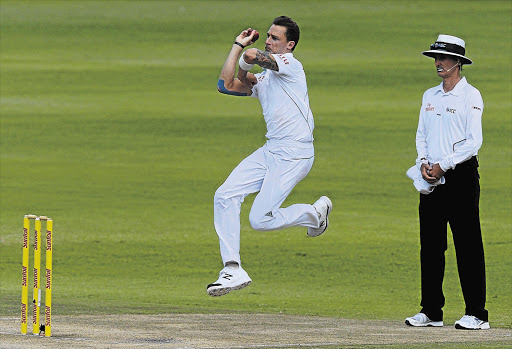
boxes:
[405,35,489,330]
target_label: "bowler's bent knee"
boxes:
[214,187,231,208]
[249,209,273,231]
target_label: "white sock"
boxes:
[225,261,239,269]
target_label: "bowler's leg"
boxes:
[249,154,319,231]
[214,147,266,265]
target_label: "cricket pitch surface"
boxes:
[1,314,511,348]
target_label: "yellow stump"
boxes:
[21,215,32,335]
[45,219,53,337]
[21,215,53,336]
[33,218,41,335]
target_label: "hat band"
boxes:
[430,42,465,56]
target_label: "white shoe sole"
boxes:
[405,319,443,327]
[307,196,332,237]
[455,322,490,330]
[207,280,251,297]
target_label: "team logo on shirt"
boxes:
[472,106,481,111]
[278,54,289,65]
[446,107,456,114]
[425,103,434,112]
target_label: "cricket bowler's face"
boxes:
[265,25,294,54]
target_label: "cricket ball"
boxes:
[248,29,259,42]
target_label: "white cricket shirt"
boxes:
[416,77,484,171]
[251,53,314,144]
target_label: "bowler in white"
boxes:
[208,16,332,297]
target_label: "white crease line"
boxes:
[0,331,94,342]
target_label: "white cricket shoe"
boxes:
[454,315,490,330]
[405,313,443,327]
[307,196,332,237]
[207,266,252,297]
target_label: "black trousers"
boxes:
[418,156,488,322]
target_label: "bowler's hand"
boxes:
[236,28,258,47]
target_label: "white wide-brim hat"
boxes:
[422,34,473,65]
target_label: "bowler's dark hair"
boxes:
[273,16,300,51]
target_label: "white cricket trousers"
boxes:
[214,140,320,266]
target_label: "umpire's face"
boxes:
[435,54,460,78]
[265,25,295,54]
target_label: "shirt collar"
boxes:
[435,77,467,96]
[274,52,293,57]
[451,77,467,96]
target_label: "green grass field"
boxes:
[1,0,510,334]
